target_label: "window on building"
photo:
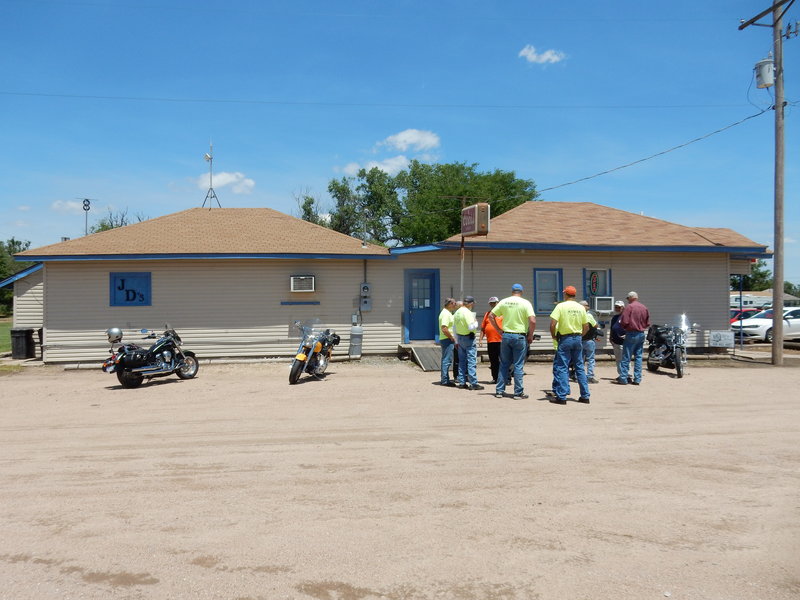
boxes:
[110,272,152,306]
[534,268,562,315]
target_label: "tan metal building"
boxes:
[14,203,769,364]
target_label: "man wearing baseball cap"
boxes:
[548,285,590,404]
[615,291,651,385]
[609,300,626,376]
[488,283,536,399]
[480,296,503,383]
[453,296,483,390]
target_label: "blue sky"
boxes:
[2,0,798,282]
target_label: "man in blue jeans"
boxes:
[615,291,651,385]
[489,283,536,400]
[549,286,590,404]
[437,298,457,386]
[454,296,483,390]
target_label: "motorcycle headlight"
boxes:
[303,334,316,346]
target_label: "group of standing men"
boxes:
[439,283,651,402]
[439,284,535,398]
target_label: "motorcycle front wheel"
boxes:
[289,359,305,384]
[674,347,684,378]
[117,370,144,389]
[176,354,199,380]
[646,349,660,372]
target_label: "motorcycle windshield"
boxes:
[667,313,691,332]
[294,318,329,339]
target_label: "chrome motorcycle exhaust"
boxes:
[130,363,174,375]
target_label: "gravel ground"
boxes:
[0,358,798,600]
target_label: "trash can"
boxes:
[348,326,363,359]
[10,328,36,359]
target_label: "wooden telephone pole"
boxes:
[739,0,793,365]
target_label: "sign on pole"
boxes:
[461,203,491,237]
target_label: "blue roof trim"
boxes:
[280,301,321,305]
[426,241,771,256]
[0,263,43,289]
[389,245,442,255]
[18,252,397,262]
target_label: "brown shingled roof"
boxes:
[446,202,765,249]
[18,208,390,258]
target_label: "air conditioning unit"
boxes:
[593,296,614,314]
[290,275,315,293]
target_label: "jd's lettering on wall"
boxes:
[110,272,152,306]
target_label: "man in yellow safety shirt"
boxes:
[438,298,457,387]
[549,285,590,405]
[489,283,535,399]
[453,296,483,390]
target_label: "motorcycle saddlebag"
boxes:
[121,351,149,368]
[647,325,670,344]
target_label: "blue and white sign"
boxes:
[110,272,151,306]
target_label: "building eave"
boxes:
[17,252,398,262]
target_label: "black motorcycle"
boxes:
[646,314,694,378]
[289,320,340,384]
[102,325,199,388]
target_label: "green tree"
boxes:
[393,161,536,245]
[328,167,402,244]
[295,193,327,227]
[0,237,33,316]
[317,161,537,246]
[90,208,147,233]
[784,281,800,298]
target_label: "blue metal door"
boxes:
[404,269,439,341]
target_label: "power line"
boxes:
[0,90,754,112]
[538,108,770,193]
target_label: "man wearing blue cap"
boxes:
[488,283,536,399]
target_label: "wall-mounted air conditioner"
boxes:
[290,275,315,292]
[593,296,614,314]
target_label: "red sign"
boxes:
[589,271,599,295]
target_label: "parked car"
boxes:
[731,308,800,343]
[729,307,761,323]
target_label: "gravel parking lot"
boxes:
[1,358,798,600]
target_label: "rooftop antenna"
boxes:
[201,142,221,209]
[77,197,97,235]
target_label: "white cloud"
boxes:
[342,156,410,176]
[51,200,84,215]
[17,205,31,211]
[380,129,440,152]
[518,44,566,64]
[342,162,361,176]
[196,171,255,194]
[366,155,409,175]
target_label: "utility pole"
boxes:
[739,0,793,365]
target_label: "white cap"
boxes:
[627,291,638,299]
[614,300,625,307]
